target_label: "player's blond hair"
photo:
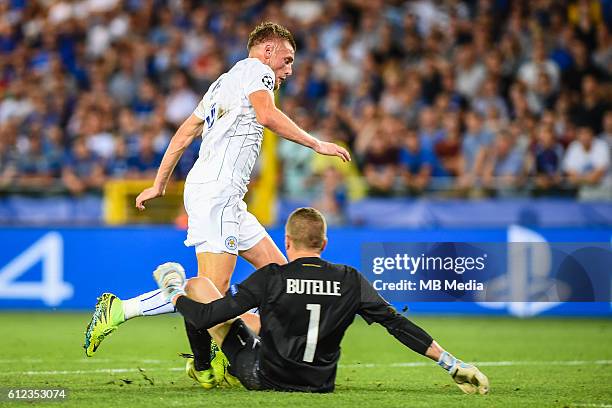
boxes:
[247,21,296,51]
[286,207,327,251]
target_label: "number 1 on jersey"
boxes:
[303,304,321,363]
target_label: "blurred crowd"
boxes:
[0,1,610,217]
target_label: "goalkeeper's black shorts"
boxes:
[221,318,271,391]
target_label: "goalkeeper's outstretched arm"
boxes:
[356,273,490,394]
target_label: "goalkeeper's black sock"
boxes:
[184,319,212,371]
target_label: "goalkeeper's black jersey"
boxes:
[176,256,432,392]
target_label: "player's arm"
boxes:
[135,113,203,210]
[355,272,490,394]
[174,293,254,330]
[249,90,351,162]
[172,265,270,330]
[356,273,433,356]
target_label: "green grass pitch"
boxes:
[0,313,610,407]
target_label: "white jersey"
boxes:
[186,58,275,196]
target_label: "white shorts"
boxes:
[183,182,268,255]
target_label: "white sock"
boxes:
[122,290,176,320]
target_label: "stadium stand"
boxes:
[0,0,610,225]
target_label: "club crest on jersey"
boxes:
[262,74,274,90]
[225,236,238,251]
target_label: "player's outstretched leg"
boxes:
[84,263,184,357]
[83,289,178,356]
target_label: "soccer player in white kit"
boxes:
[83,22,350,388]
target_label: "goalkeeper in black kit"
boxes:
[153,207,489,394]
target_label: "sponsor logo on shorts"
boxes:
[225,236,238,251]
[230,284,239,297]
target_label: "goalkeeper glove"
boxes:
[438,351,489,395]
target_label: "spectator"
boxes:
[592,24,612,76]
[563,126,611,200]
[482,130,527,196]
[439,68,467,112]
[62,138,106,196]
[0,80,33,124]
[108,51,140,107]
[419,53,443,105]
[279,137,314,200]
[563,39,600,92]
[328,39,361,88]
[483,50,513,100]
[457,111,494,190]
[567,0,602,51]
[455,42,486,99]
[126,128,163,179]
[311,119,365,201]
[472,76,510,120]
[16,130,60,190]
[518,41,560,91]
[526,72,558,115]
[149,114,172,154]
[599,110,612,159]
[483,104,507,135]
[362,132,399,197]
[278,108,316,200]
[399,128,436,194]
[0,119,19,184]
[532,126,564,196]
[498,33,523,80]
[106,137,130,179]
[353,103,379,159]
[379,70,408,117]
[550,25,576,73]
[509,82,532,120]
[132,80,158,119]
[83,109,116,160]
[116,108,141,157]
[165,71,199,127]
[312,166,347,226]
[435,112,462,178]
[570,75,610,134]
[417,106,444,152]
